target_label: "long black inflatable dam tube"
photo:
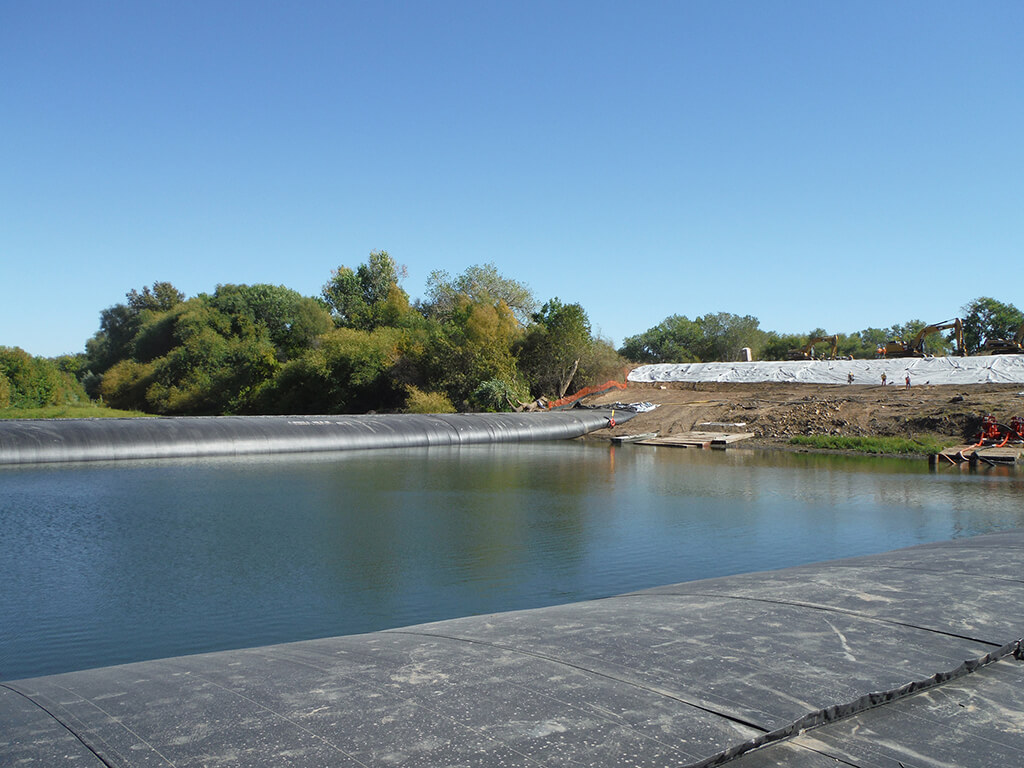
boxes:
[0,410,628,465]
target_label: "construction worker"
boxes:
[881,372,887,386]
[905,374,911,390]
[847,372,854,384]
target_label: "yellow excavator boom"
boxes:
[878,319,964,358]
[787,334,838,360]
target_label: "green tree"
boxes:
[760,332,805,361]
[258,326,412,414]
[960,297,1024,354]
[98,359,156,411]
[92,294,279,414]
[126,281,185,313]
[835,332,864,359]
[619,312,763,363]
[853,327,890,357]
[0,370,10,408]
[0,347,88,408]
[91,282,335,415]
[517,299,593,399]
[618,315,702,363]
[576,336,627,389]
[85,302,140,376]
[422,295,525,408]
[85,281,186,378]
[424,263,536,325]
[210,284,332,360]
[414,264,535,408]
[140,299,279,414]
[693,312,764,362]
[321,251,411,330]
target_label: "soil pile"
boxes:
[582,381,1024,451]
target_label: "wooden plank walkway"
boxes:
[610,432,659,444]
[933,444,978,465]
[973,446,1022,464]
[637,431,755,449]
[932,444,1022,466]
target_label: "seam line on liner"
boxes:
[388,630,1021,768]
[784,560,1024,585]
[385,629,771,733]
[250,647,687,766]
[0,683,120,768]
[704,639,1023,768]
[605,591,1008,648]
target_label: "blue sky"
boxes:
[2,1,1021,358]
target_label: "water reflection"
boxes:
[1,443,1020,681]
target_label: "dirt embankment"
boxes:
[580,381,1024,451]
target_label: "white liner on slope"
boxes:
[628,355,1024,386]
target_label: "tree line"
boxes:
[2,255,1020,415]
[0,347,89,410]
[619,297,1023,364]
[19,253,623,415]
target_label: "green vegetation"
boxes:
[0,347,89,410]
[619,299,1022,364]
[788,435,955,455]
[959,296,1024,354]
[403,386,456,414]
[0,404,148,420]
[0,345,149,419]
[48,254,626,417]
[619,313,763,363]
[5,254,1019,421]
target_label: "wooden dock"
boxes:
[931,443,1022,466]
[610,432,659,444]
[972,446,1023,465]
[637,431,755,449]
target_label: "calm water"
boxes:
[2,442,1022,681]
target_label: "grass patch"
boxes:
[0,404,150,420]
[789,434,954,455]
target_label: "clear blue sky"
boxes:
[2,1,1021,358]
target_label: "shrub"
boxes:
[469,378,529,412]
[404,385,456,414]
[99,359,156,411]
[0,347,88,408]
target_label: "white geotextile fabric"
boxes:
[628,355,1024,386]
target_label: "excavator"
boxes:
[876,318,965,358]
[982,320,1024,355]
[786,334,838,360]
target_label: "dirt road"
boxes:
[581,381,1024,452]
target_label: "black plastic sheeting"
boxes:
[2,531,1022,767]
[0,410,628,465]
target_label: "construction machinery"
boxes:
[981,320,1024,355]
[786,334,838,360]
[876,318,965,358]
[974,414,1024,447]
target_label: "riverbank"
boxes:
[581,380,1024,455]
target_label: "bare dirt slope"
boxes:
[580,381,1024,450]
